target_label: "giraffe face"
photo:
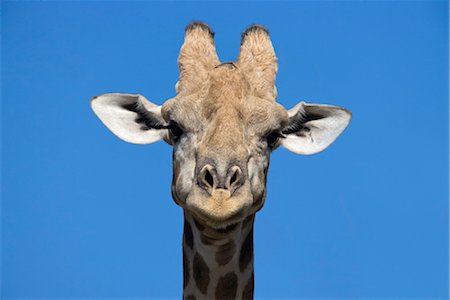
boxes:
[161,65,288,228]
[90,23,352,229]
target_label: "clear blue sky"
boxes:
[2,1,448,299]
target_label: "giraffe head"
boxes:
[91,22,351,229]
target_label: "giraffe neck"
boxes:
[182,211,255,300]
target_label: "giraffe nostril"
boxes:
[230,170,238,186]
[204,169,214,188]
[198,164,218,193]
[227,166,243,192]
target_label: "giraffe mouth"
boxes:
[184,181,253,228]
[190,208,244,230]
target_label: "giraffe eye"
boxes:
[169,122,183,140]
[266,131,282,149]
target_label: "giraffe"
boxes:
[91,22,351,299]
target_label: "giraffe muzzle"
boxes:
[185,162,253,228]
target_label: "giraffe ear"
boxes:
[90,93,168,144]
[280,102,352,155]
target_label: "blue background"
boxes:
[2,1,448,299]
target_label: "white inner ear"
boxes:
[281,102,352,155]
[90,93,166,145]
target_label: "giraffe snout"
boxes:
[197,163,244,196]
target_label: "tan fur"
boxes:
[162,64,287,227]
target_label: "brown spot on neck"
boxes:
[183,249,190,289]
[242,272,254,299]
[215,240,236,266]
[192,252,210,294]
[239,228,254,272]
[215,272,238,299]
[184,220,194,249]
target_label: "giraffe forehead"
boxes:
[165,95,287,134]
[207,63,251,99]
[163,63,287,132]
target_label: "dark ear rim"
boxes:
[186,21,215,38]
[241,24,269,45]
[120,100,168,131]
